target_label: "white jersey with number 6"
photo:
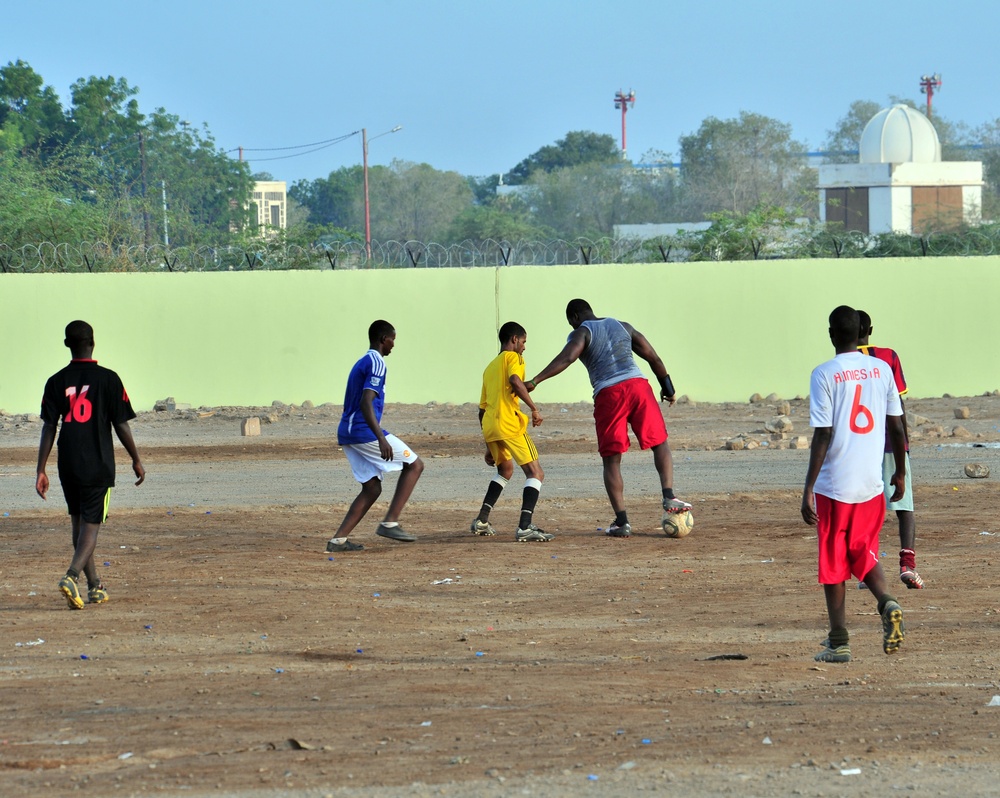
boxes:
[809,351,902,503]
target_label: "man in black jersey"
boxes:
[36,321,145,610]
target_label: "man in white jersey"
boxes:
[801,305,907,663]
[528,298,690,538]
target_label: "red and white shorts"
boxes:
[815,492,885,584]
[593,378,667,457]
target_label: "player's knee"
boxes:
[406,457,425,477]
[524,462,544,482]
[498,460,515,480]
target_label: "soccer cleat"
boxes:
[59,575,84,610]
[88,583,109,604]
[814,644,851,663]
[470,519,497,536]
[606,522,631,538]
[857,580,868,590]
[900,567,924,589]
[376,523,416,542]
[662,497,692,514]
[515,524,554,542]
[881,600,905,654]
[326,539,364,552]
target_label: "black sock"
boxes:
[66,568,79,580]
[662,488,675,501]
[828,627,849,648]
[615,511,629,527]
[519,485,540,530]
[479,480,505,522]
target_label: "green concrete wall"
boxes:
[2,258,998,414]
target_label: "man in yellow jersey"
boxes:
[471,321,554,542]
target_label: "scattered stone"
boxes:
[765,392,781,403]
[789,435,810,449]
[965,463,990,479]
[765,416,794,433]
[744,439,760,450]
[954,407,970,419]
[909,413,931,426]
[943,393,954,399]
[301,400,315,409]
[154,397,190,412]
[725,437,745,451]
[951,426,971,439]
[776,400,791,416]
[271,401,287,410]
[749,393,763,404]
[25,413,41,423]
[241,417,261,437]
[770,432,788,441]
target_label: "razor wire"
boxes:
[3,229,1000,273]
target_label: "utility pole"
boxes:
[919,73,942,118]
[613,89,636,159]
[161,180,169,247]
[139,130,151,247]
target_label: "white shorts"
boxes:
[883,451,914,512]
[343,435,419,483]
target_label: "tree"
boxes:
[678,112,814,220]
[446,194,553,243]
[824,100,881,163]
[288,166,364,232]
[370,160,472,241]
[506,131,619,185]
[0,60,69,153]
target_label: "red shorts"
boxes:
[593,378,667,457]
[815,493,885,584]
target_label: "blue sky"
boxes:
[3,0,997,184]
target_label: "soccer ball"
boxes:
[662,508,694,538]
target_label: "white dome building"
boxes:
[818,104,982,234]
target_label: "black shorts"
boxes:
[61,481,112,524]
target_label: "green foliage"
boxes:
[370,160,472,241]
[677,205,798,261]
[288,166,365,232]
[823,100,881,163]
[506,131,619,185]
[679,112,812,220]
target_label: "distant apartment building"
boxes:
[251,180,287,236]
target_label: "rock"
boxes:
[154,397,174,412]
[765,392,781,403]
[954,407,970,419]
[271,400,287,409]
[951,425,971,438]
[241,417,261,436]
[909,413,931,426]
[749,393,764,404]
[764,416,794,433]
[770,432,788,441]
[744,439,759,450]
[25,413,41,423]
[776,401,791,416]
[789,435,810,449]
[725,437,745,451]
[301,400,315,409]
[965,463,990,479]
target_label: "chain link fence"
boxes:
[3,228,1000,273]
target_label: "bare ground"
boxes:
[2,395,1000,797]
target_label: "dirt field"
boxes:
[3,394,1000,797]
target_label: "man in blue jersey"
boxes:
[325,320,424,552]
[528,299,690,538]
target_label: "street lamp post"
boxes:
[362,125,402,260]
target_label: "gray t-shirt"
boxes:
[577,318,644,396]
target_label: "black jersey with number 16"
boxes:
[40,359,137,487]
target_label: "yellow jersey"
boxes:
[479,350,528,442]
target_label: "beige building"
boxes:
[251,180,287,235]
[818,104,982,234]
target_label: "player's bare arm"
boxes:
[529,328,589,389]
[35,423,57,499]
[626,323,675,404]
[801,427,832,525]
[887,415,907,503]
[509,374,543,427]
[361,389,392,461]
[113,421,146,485]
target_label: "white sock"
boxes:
[381,521,399,528]
[329,537,347,544]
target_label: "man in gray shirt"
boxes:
[528,299,690,537]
